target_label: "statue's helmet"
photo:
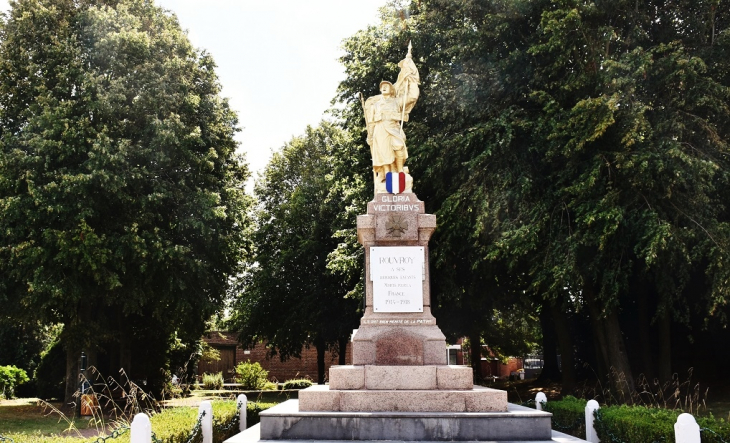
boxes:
[379,81,395,92]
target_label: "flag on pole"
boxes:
[386,172,406,194]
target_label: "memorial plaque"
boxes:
[370,246,424,313]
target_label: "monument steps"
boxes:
[224,400,588,443]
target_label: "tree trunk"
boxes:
[657,309,672,383]
[469,330,484,383]
[584,285,635,400]
[315,340,326,385]
[551,303,576,394]
[637,288,655,381]
[64,346,80,407]
[338,336,348,366]
[119,335,132,379]
[538,301,561,382]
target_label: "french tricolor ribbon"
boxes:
[385,172,406,194]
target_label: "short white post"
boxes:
[199,400,213,443]
[130,413,152,443]
[237,394,248,432]
[535,392,547,411]
[585,399,600,443]
[674,413,701,443]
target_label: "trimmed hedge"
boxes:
[543,397,730,443]
[282,379,313,390]
[541,395,586,439]
[593,405,678,442]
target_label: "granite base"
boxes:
[244,400,565,442]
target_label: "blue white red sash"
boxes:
[386,172,406,194]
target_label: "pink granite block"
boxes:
[329,366,365,390]
[352,341,376,365]
[436,366,473,390]
[339,390,467,412]
[375,330,424,365]
[298,385,341,412]
[364,365,436,390]
[424,340,447,365]
[464,386,508,412]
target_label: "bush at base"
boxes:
[234,360,270,390]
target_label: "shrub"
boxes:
[593,405,678,442]
[0,365,30,399]
[262,381,278,391]
[234,361,269,390]
[283,378,312,390]
[697,416,730,442]
[202,372,224,390]
[542,396,587,438]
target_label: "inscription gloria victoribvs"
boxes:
[372,194,421,212]
[370,246,424,313]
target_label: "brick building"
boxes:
[199,331,352,383]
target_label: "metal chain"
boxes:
[151,431,164,443]
[214,399,244,435]
[91,426,129,443]
[0,434,15,443]
[701,427,730,443]
[183,409,206,443]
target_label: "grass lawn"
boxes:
[0,398,84,436]
[1,390,290,440]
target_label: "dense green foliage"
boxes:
[0,365,29,399]
[0,0,251,400]
[337,0,730,386]
[234,361,269,390]
[282,378,313,390]
[228,122,364,383]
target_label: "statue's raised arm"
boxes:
[363,43,420,195]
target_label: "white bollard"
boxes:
[674,413,701,443]
[237,394,248,432]
[199,400,213,443]
[130,413,152,443]
[535,392,547,411]
[585,399,600,443]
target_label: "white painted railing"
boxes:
[535,393,705,443]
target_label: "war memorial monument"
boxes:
[227,45,584,443]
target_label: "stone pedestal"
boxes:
[299,193,509,416]
[226,192,564,442]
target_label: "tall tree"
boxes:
[337,0,730,393]
[0,0,251,402]
[229,122,362,384]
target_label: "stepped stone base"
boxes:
[253,400,555,441]
[226,423,588,443]
[299,384,507,412]
[329,365,473,390]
